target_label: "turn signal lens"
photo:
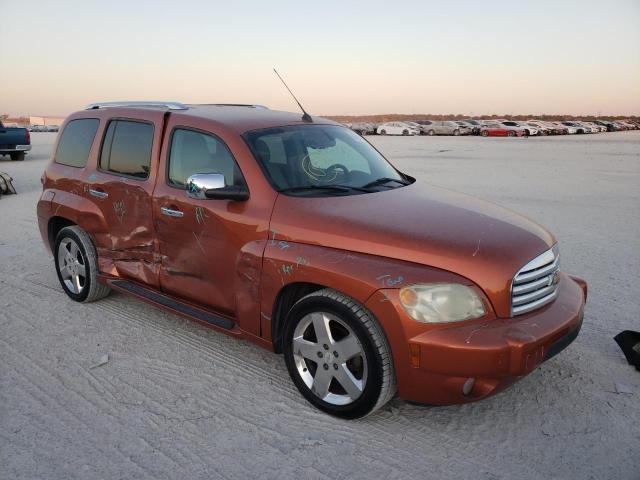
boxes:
[399,284,486,323]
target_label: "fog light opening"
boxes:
[462,377,475,396]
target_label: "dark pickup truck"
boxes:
[0,121,31,160]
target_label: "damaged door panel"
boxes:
[88,111,166,288]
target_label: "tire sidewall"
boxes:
[54,227,91,302]
[283,295,384,419]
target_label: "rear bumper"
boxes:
[0,144,31,153]
[365,272,586,405]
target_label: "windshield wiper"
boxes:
[361,177,410,189]
[277,185,370,194]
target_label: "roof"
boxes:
[84,101,339,134]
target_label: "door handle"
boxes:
[89,188,108,199]
[160,206,184,218]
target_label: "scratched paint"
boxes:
[192,231,206,254]
[269,229,278,245]
[376,274,404,287]
[113,200,126,223]
[88,173,97,181]
[278,241,290,250]
[195,206,208,225]
[295,256,310,267]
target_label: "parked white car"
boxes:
[579,122,603,133]
[376,122,420,136]
[501,121,538,136]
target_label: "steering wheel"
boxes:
[324,163,350,183]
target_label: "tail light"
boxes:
[26,130,31,143]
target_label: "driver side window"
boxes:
[168,128,244,188]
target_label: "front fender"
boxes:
[259,240,482,343]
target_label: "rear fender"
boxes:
[38,188,110,252]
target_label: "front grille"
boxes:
[511,246,560,316]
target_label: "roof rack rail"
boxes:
[191,103,269,110]
[85,101,188,111]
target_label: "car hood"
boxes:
[269,182,555,316]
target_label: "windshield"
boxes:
[243,125,409,195]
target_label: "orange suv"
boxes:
[37,101,587,418]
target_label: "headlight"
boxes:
[399,284,486,323]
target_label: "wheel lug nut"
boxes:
[317,352,323,358]
[333,351,338,357]
[323,364,329,370]
[323,344,329,350]
[333,363,338,370]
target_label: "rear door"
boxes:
[88,110,165,287]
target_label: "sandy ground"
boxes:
[1,131,639,480]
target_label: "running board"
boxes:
[108,279,235,330]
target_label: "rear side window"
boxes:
[100,120,153,179]
[55,119,99,168]
[168,128,244,188]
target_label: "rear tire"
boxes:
[283,288,396,419]
[453,129,460,136]
[402,129,409,136]
[10,152,25,161]
[507,131,516,137]
[54,226,111,303]
[481,130,489,137]
[380,129,387,135]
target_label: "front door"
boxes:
[87,111,165,287]
[152,124,255,318]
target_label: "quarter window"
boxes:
[168,128,244,188]
[99,120,153,179]
[55,119,99,168]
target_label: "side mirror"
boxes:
[186,173,249,201]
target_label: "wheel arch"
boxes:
[270,281,327,353]
[48,216,76,251]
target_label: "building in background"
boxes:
[29,116,66,126]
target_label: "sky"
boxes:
[1,0,639,117]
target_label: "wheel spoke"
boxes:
[59,265,70,278]
[311,313,333,345]
[73,274,82,293]
[292,336,319,360]
[334,363,364,400]
[334,334,361,361]
[311,366,333,399]
[69,242,79,259]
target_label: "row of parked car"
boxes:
[29,124,60,132]
[349,119,639,137]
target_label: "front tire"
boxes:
[453,129,460,136]
[402,129,409,136]
[427,129,435,136]
[54,226,111,303]
[507,131,516,137]
[380,129,387,135]
[283,289,396,419]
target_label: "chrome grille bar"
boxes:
[511,245,560,316]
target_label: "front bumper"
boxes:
[365,272,586,405]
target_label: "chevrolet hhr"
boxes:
[37,102,587,418]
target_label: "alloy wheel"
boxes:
[291,311,367,406]
[57,237,87,294]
